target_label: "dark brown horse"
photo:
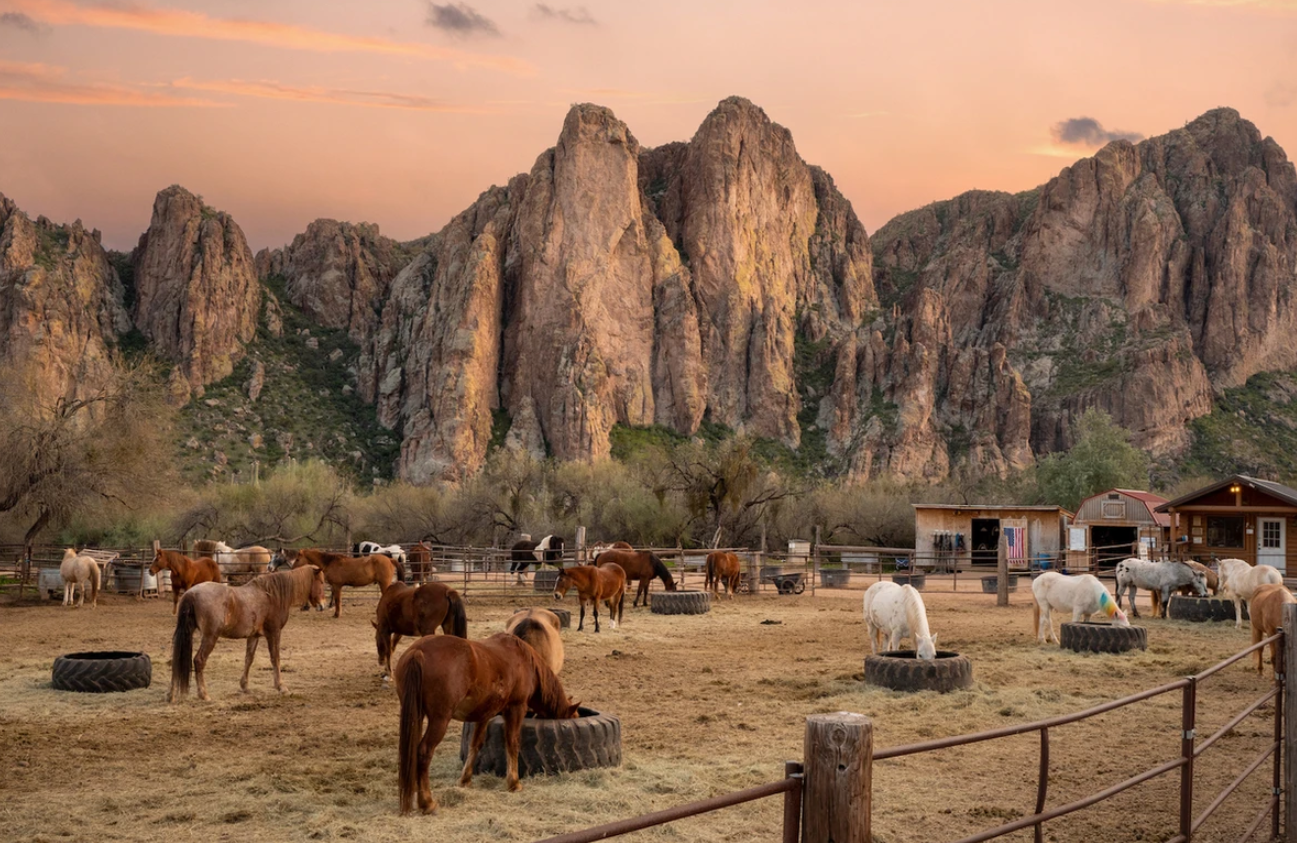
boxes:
[289,548,399,617]
[396,633,579,814]
[373,581,468,679]
[151,549,223,615]
[168,565,326,702]
[554,563,625,632]
[407,542,433,582]
[705,551,742,600]
[595,549,676,608]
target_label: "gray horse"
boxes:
[1114,558,1208,618]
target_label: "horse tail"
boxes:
[705,553,715,588]
[1031,599,1040,639]
[171,594,198,699]
[398,655,425,814]
[446,589,468,638]
[649,553,674,588]
[89,561,100,606]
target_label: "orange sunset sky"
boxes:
[1,0,1295,251]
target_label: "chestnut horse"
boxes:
[289,548,399,617]
[705,551,742,600]
[595,549,676,608]
[373,581,468,680]
[554,563,625,632]
[1249,584,1295,676]
[506,608,565,674]
[168,565,325,702]
[407,541,433,582]
[396,633,579,814]
[151,550,223,615]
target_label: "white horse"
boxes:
[862,581,937,659]
[1032,572,1129,644]
[60,548,101,609]
[1114,558,1208,618]
[1216,558,1284,629]
[212,542,273,579]
[358,541,407,566]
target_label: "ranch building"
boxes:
[1066,489,1171,571]
[912,504,1072,571]
[1155,474,1297,576]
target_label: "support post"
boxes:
[1284,603,1297,842]
[575,526,586,563]
[997,532,1009,607]
[803,712,871,843]
[811,525,821,597]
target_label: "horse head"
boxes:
[149,550,166,576]
[916,633,937,661]
[62,547,77,561]
[552,571,573,601]
[307,565,327,610]
[1190,569,1209,597]
[1112,606,1131,627]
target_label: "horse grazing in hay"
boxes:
[395,633,580,814]
[1249,584,1295,676]
[554,563,625,632]
[1148,559,1220,617]
[291,548,399,617]
[506,608,565,675]
[407,542,433,582]
[862,581,937,659]
[509,535,564,584]
[168,565,326,702]
[1114,558,1208,619]
[1217,558,1285,629]
[60,548,101,609]
[595,549,675,608]
[373,581,468,680]
[212,542,273,582]
[151,550,222,615]
[1031,572,1129,644]
[705,551,743,600]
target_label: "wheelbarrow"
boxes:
[770,572,805,595]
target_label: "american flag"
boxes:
[1006,527,1026,568]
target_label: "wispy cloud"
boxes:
[425,2,500,37]
[173,78,488,113]
[0,10,48,34]
[1051,116,1144,147]
[6,0,531,75]
[0,59,219,107]
[532,4,598,25]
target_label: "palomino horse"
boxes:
[1031,572,1129,644]
[1249,584,1295,676]
[151,550,222,615]
[704,551,742,600]
[509,535,564,584]
[554,563,625,632]
[59,549,100,609]
[395,633,580,814]
[1114,558,1207,618]
[407,542,433,582]
[289,548,400,617]
[1217,558,1284,629]
[862,581,937,659]
[168,565,325,702]
[595,549,676,608]
[505,608,565,674]
[373,581,468,680]
[212,542,273,582]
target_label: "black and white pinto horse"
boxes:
[354,541,409,581]
[510,535,565,585]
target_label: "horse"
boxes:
[505,608,565,675]
[1114,558,1208,619]
[407,541,433,582]
[588,540,633,560]
[1249,584,1295,676]
[595,549,675,608]
[1031,572,1129,644]
[554,563,625,632]
[862,581,937,659]
[168,565,326,702]
[373,581,468,680]
[290,548,398,617]
[357,541,409,573]
[704,551,742,600]
[1149,559,1220,617]
[212,541,273,582]
[509,535,565,584]
[1217,558,1285,630]
[395,632,580,814]
[59,548,100,609]
[150,549,223,615]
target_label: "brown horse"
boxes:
[168,565,326,702]
[554,563,625,632]
[395,633,579,814]
[407,541,433,582]
[373,581,468,679]
[290,548,399,617]
[705,550,742,600]
[1250,584,1295,676]
[506,608,565,674]
[595,549,676,608]
[151,550,223,615]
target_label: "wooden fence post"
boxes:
[997,532,1009,607]
[1284,602,1297,842]
[575,526,586,563]
[803,712,872,843]
[811,525,821,597]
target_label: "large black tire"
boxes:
[892,573,926,590]
[1167,595,1248,623]
[864,651,973,693]
[52,651,152,693]
[820,569,850,589]
[459,707,621,778]
[1059,622,1147,654]
[981,575,1019,593]
[533,569,560,593]
[650,591,711,615]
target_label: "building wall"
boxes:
[1075,491,1162,526]
[914,508,1067,565]
[1173,511,1297,575]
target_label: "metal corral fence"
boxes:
[532,618,1297,843]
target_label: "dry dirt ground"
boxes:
[0,578,1283,843]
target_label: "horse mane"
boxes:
[648,552,673,585]
[902,586,931,640]
[251,566,315,614]
[528,646,570,717]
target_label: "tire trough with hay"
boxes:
[458,707,621,777]
[1059,622,1147,654]
[864,650,973,693]
[52,651,152,693]
[650,590,711,615]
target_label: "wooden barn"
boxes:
[1156,475,1297,575]
[912,505,1072,570]
[1068,489,1171,570]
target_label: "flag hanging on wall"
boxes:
[1005,527,1027,569]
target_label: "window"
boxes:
[1206,516,1245,548]
[1262,520,1282,549]
[1101,500,1127,519]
